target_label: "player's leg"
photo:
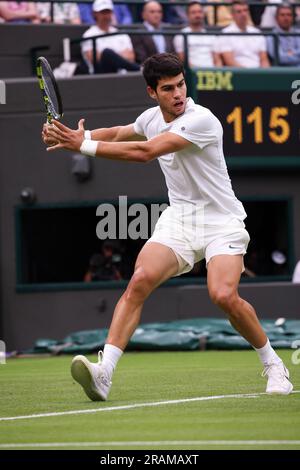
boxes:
[106,241,179,349]
[207,254,266,347]
[71,241,180,401]
[207,254,293,394]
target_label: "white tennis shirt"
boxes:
[133,97,246,225]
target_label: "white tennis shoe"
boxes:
[71,352,112,401]
[262,361,293,395]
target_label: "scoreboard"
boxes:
[190,68,300,168]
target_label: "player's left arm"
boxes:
[42,121,146,147]
[46,119,192,163]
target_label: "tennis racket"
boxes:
[36,56,63,124]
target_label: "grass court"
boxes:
[0,350,299,450]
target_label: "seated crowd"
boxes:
[1,0,300,70]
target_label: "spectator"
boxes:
[131,1,175,64]
[84,240,123,282]
[218,0,270,68]
[0,1,40,23]
[37,2,81,24]
[80,0,139,74]
[174,2,222,67]
[79,2,133,26]
[267,4,300,66]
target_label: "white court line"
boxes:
[0,391,299,422]
[1,440,300,448]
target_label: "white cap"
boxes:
[92,0,113,12]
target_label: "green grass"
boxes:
[0,350,299,450]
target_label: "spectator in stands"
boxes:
[218,0,270,68]
[174,2,222,67]
[131,1,175,64]
[80,0,139,74]
[259,0,300,29]
[37,2,81,24]
[79,2,133,26]
[267,4,300,66]
[84,240,123,282]
[0,1,40,23]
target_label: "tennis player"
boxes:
[43,53,293,400]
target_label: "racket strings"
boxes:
[43,72,59,115]
[37,57,63,121]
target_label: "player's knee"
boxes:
[209,286,237,310]
[125,266,156,301]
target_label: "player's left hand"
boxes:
[42,123,58,146]
[46,119,85,152]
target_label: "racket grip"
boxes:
[84,130,92,140]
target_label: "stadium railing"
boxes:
[68,29,299,71]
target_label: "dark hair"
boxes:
[142,53,185,91]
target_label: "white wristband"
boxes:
[80,139,98,157]
[84,130,92,140]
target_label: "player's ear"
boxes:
[147,86,157,101]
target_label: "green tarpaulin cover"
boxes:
[31,318,300,354]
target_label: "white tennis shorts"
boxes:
[146,205,250,276]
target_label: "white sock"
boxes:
[254,339,282,366]
[101,344,123,377]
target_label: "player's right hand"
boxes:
[46,119,85,153]
[42,123,58,147]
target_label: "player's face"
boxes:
[148,73,187,122]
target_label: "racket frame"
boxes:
[36,56,63,124]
